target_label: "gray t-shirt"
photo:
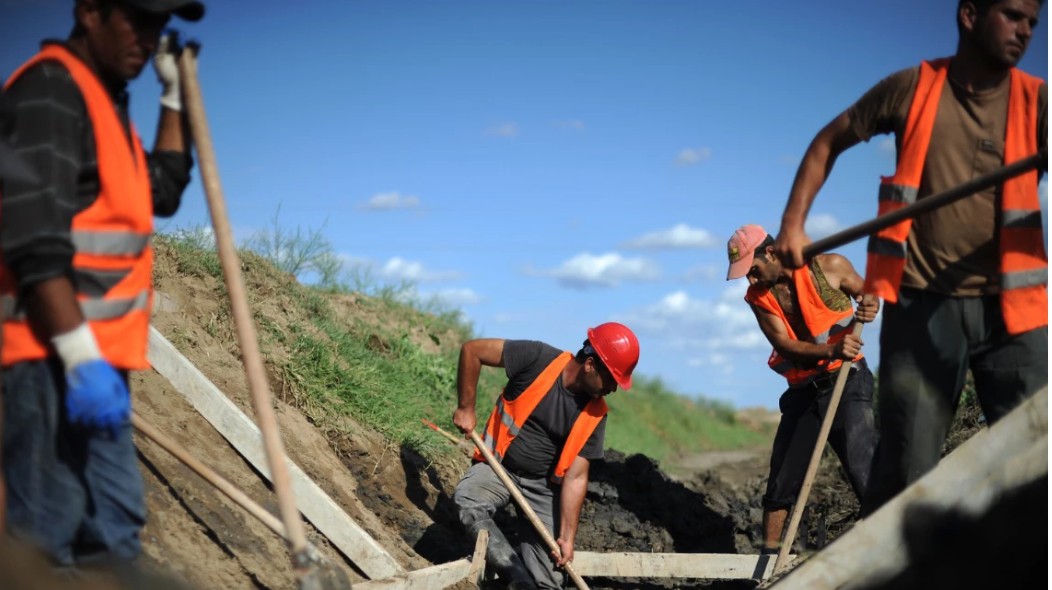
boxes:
[497,340,606,478]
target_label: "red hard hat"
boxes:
[587,322,640,390]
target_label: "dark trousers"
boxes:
[862,288,1047,515]
[1,359,145,566]
[764,359,877,509]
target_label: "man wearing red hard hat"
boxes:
[451,322,639,590]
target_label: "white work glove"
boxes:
[154,31,182,111]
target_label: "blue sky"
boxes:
[2,1,1047,409]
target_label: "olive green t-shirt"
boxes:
[847,62,1047,296]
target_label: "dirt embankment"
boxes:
[4,240,1022,590]
[136,241,797,590]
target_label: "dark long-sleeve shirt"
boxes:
[0,41,192,290]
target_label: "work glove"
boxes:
[154,31,183,111]
[52,323,131,437]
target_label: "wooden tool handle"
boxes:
[469,432,590,590]
[774,309,870,574]
[178,47,311,574]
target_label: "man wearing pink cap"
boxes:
[727,224,879,554]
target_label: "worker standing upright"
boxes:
[0,0,204,574]
[0,100,40,535]
[452,323,639,590]
[774,0,1047,515]
[726,224,878,553]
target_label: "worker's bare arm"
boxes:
[816,254,880,323]
[453,339,506,434]
[752,303,858,362]
[555,455,590,567]
[776,112,862,269]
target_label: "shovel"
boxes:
[422,418,474,455]
[772,310,869,575]
[469,431,591,590]
[802,153,1043,258]
[178,43,350,590]
[132,412,351,585]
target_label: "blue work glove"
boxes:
[52,323,130,437]
[65,359,131,437]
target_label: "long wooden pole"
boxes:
[132,412,289,541]
[469,432,591,590]
[773,318,867,574]
[801,153,1043,259]
[178,45,313,582]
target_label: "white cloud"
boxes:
[619,289,768,361]
[686,352,735,374]
[720,280,749,302]
[682,264,718,282]
[675,147,712,166]
[533,252,661,289]
[361,191,420,211]
[623,223,718,250]
[378,257,462,283]
[556,119,585,131]
[493,312,528,324]
[805,213,842,238]
[626,290,756,333]
[484,122,519,138]
[878,137,896,155]
[428,287,482,307]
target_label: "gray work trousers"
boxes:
[862,287,1048,515]
[454,461,564,589]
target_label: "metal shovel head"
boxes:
[297,559,353,590]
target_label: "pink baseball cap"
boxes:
[726,224,770,280]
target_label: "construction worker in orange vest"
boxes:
[0,0,203,572]
[452,323,639,590]
[726,224,879,554]
[0,110,40,535]
[774,0,1046,515]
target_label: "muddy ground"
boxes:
[139,243,854,590]
[2,241,1025,590]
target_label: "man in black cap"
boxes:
[0,0,203,569]
[0,104,38,537]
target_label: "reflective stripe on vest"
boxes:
[474,352,608,481]
[863,58,1046,335]
[72,230,151,257]
[746,262,861,387]
[1,290,150,321]
[1,45,155,369]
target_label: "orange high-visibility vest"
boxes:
[1,45,154,369]
[864,58,1046,335]
[475,352,607,482]
[746,264,860,387]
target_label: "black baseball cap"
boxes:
[122,0,205,22]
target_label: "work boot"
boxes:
[468,519,536,589]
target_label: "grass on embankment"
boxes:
[157,231,771,467]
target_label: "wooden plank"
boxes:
[353,559,471,590]
[573,552,787,580]
[147,327,404,579]
[767,388,1048,590]
[467,529,489,586]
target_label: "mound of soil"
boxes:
[1,240,1005,590]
